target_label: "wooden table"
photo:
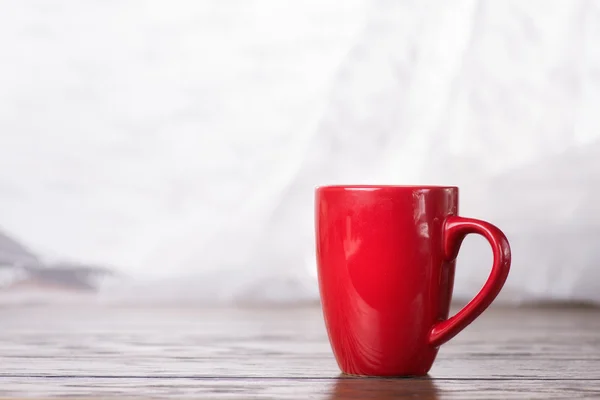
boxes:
[0,305,598,398]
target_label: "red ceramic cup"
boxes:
[315,185,510,376]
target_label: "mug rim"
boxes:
[316,184,458,191]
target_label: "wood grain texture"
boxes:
[0,305,599,398]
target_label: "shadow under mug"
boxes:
[315,185,510,376]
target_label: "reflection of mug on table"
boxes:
[327,376,439,400]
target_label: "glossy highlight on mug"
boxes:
[315,185,510,376]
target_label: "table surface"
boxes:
[0,304,598,399]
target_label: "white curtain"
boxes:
[0,0,598,304]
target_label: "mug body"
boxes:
[315,185,458,376]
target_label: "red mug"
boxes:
[315,185,510,376]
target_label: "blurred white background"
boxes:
[0,0,599,305]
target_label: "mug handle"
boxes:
[428,216,511,347]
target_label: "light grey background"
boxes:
[0,0,599,305]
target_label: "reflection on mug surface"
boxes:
[327,376,440,400]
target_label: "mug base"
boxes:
[340,371,431,378]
